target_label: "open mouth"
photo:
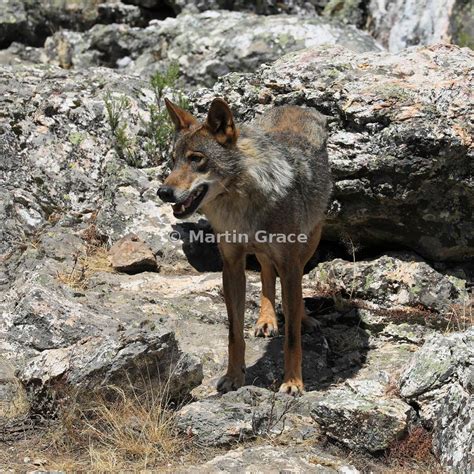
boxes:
[172,184,208,218]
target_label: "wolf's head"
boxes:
[157,98,240,219]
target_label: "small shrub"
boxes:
[104,63,187,167]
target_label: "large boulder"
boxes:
[43,11,382,83]
[19,324,203,400]
[0,275,203,403]
[399,329,473,472]
[192,44,474,262]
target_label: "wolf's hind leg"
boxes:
[254,253,278,338]
[277,257,305,395]
[301,222,323,333]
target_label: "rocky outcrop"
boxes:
[310,253,468,313]
[0,21,471,471]
[168,0,321,15]
[192,44,474,262]
[307,387,412,452]
[19,325,203,400]
[177,384,412,453]
[43,11,382,84]
[399,329,473,472]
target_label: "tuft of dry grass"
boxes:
[56,245,113,290]
[444,299,473,333]
[56,224,114,290]
[1,383,190,472]
[386,426,440,471]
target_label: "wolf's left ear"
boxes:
[165,98,197,132]
[206,98,238,146]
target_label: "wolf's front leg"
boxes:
[217,243,247,393]
[279,262,305,395]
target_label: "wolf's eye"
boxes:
[188,154,203,163]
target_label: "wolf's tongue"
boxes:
[182,195,194,208]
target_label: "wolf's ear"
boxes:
[165,98,197,132]
[206,98,238,146]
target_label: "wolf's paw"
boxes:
[216,373,245,394]
[279,379,304,396]
[254,319,279,338]
[302,315,320,334]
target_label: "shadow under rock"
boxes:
[245,297,369,391]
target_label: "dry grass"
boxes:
[56,245,113,290]
[1,384,192,472]
[56,224,114,290]
[386,426,441,472]
[444,299,473,333]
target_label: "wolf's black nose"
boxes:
[157,185,175,202]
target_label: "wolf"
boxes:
[158,98,332,395]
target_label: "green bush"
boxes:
[104,63,187,167]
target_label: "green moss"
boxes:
[375,83,412,101]
[69,131,85,145]
[364,273,375,290]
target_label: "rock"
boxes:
[19,324,203,401]
[309,253,468,313]
[307,387,412,452]
[169,0,321,15]
[108,233,157,273]
[176,387,278,446]
[192,44,474,262]
[0,0,27,48]
[0,0,149,48]
[177,384,412,453]
[399,329,473,471]
[0,357,29,427]
[43,11,382,83]
[367,0,474,51]
[0,282,119,360]
[189,444,359,473]
[323,0,368,29]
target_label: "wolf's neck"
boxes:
[202,137,293,233]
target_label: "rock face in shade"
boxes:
[0,0,146,48]
[192,44,474,262]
